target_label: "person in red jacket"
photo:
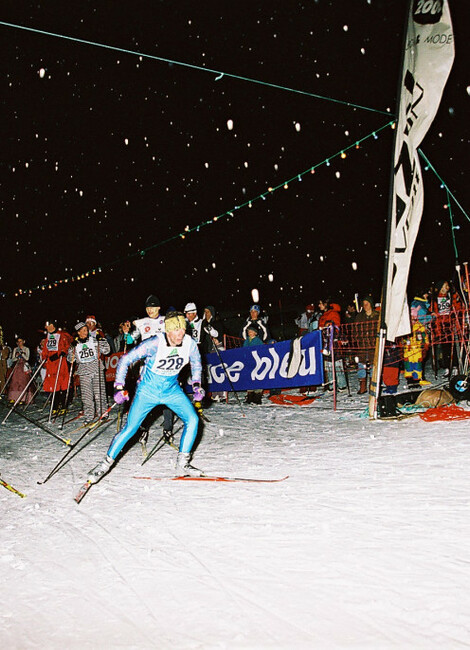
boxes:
[318,300,341,329]
[41,319,72,411]
[318,300,347,392]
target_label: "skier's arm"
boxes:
[67,344,76,364]
[114,337,158,386]
[241,321,249,340]
[188,339,202,385]
[257,321,268,341]
[97,337,111,356]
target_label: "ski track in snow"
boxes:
[1,388,470,649]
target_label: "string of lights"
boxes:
[10,120,396,298]
[2,21,466,299]
[8,125,467,299]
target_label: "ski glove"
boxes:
[113,384,129,405]
[192,382,205,402]
[204,326,218,338]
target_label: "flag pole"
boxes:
[369,0,455,418]
[368,0,412,419]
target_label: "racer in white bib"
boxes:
[68,322,110,423]
[129,294,165,344]
[88,312,205,483]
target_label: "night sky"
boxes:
[2,1,469,345]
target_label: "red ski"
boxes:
[74,481,92,503]
[133,475,289,483]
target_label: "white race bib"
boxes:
[76,339,98,364]
[46,333,60,352]
[151,333,191,376]
[135,316,165,340]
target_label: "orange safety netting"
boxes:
[419,403,470,421]
[334,310,470,369]
[223,334,243,349]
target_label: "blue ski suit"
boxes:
[107,333,202,459]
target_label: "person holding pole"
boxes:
[68,322,110,425]
[7,337,34,404]
[41,319,72,413]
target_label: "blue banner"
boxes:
[205,331,324,392]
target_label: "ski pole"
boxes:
[40,391,52,412]
[23,370,45,413]
[1,360,46,424]
[37,403,117,484]
[0,474,26,498]
[48,356,63,423]
[329,325,337,411]
[206,330,245,414]
[0,404,73,446]
[342,357,351,397]
[58,360,75,430]
[142,422,184,466]
[0,359,19,398]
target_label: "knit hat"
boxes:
[306,304,315,313]
[75,322,87,331]
[247,323,260,336]
[145,295,160,308]
[165,311,187,333]
[184,302,197,313]
[250,304,261,313]
[85,315,97,324]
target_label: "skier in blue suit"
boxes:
[88,311,205,483]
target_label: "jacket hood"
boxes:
[204,305,216,319]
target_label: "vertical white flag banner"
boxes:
[384,0,454,341]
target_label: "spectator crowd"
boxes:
[0,277,467,414]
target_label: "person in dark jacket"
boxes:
[200,306,225,355]
[241,305,270,342]
[243,323,264,404]
[354,296,379,394]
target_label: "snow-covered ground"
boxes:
[1,381,470,649]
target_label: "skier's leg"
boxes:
[107,387,159,460]
[80,374,95,423]
[166,391,199,453]
[162,407,174,434]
